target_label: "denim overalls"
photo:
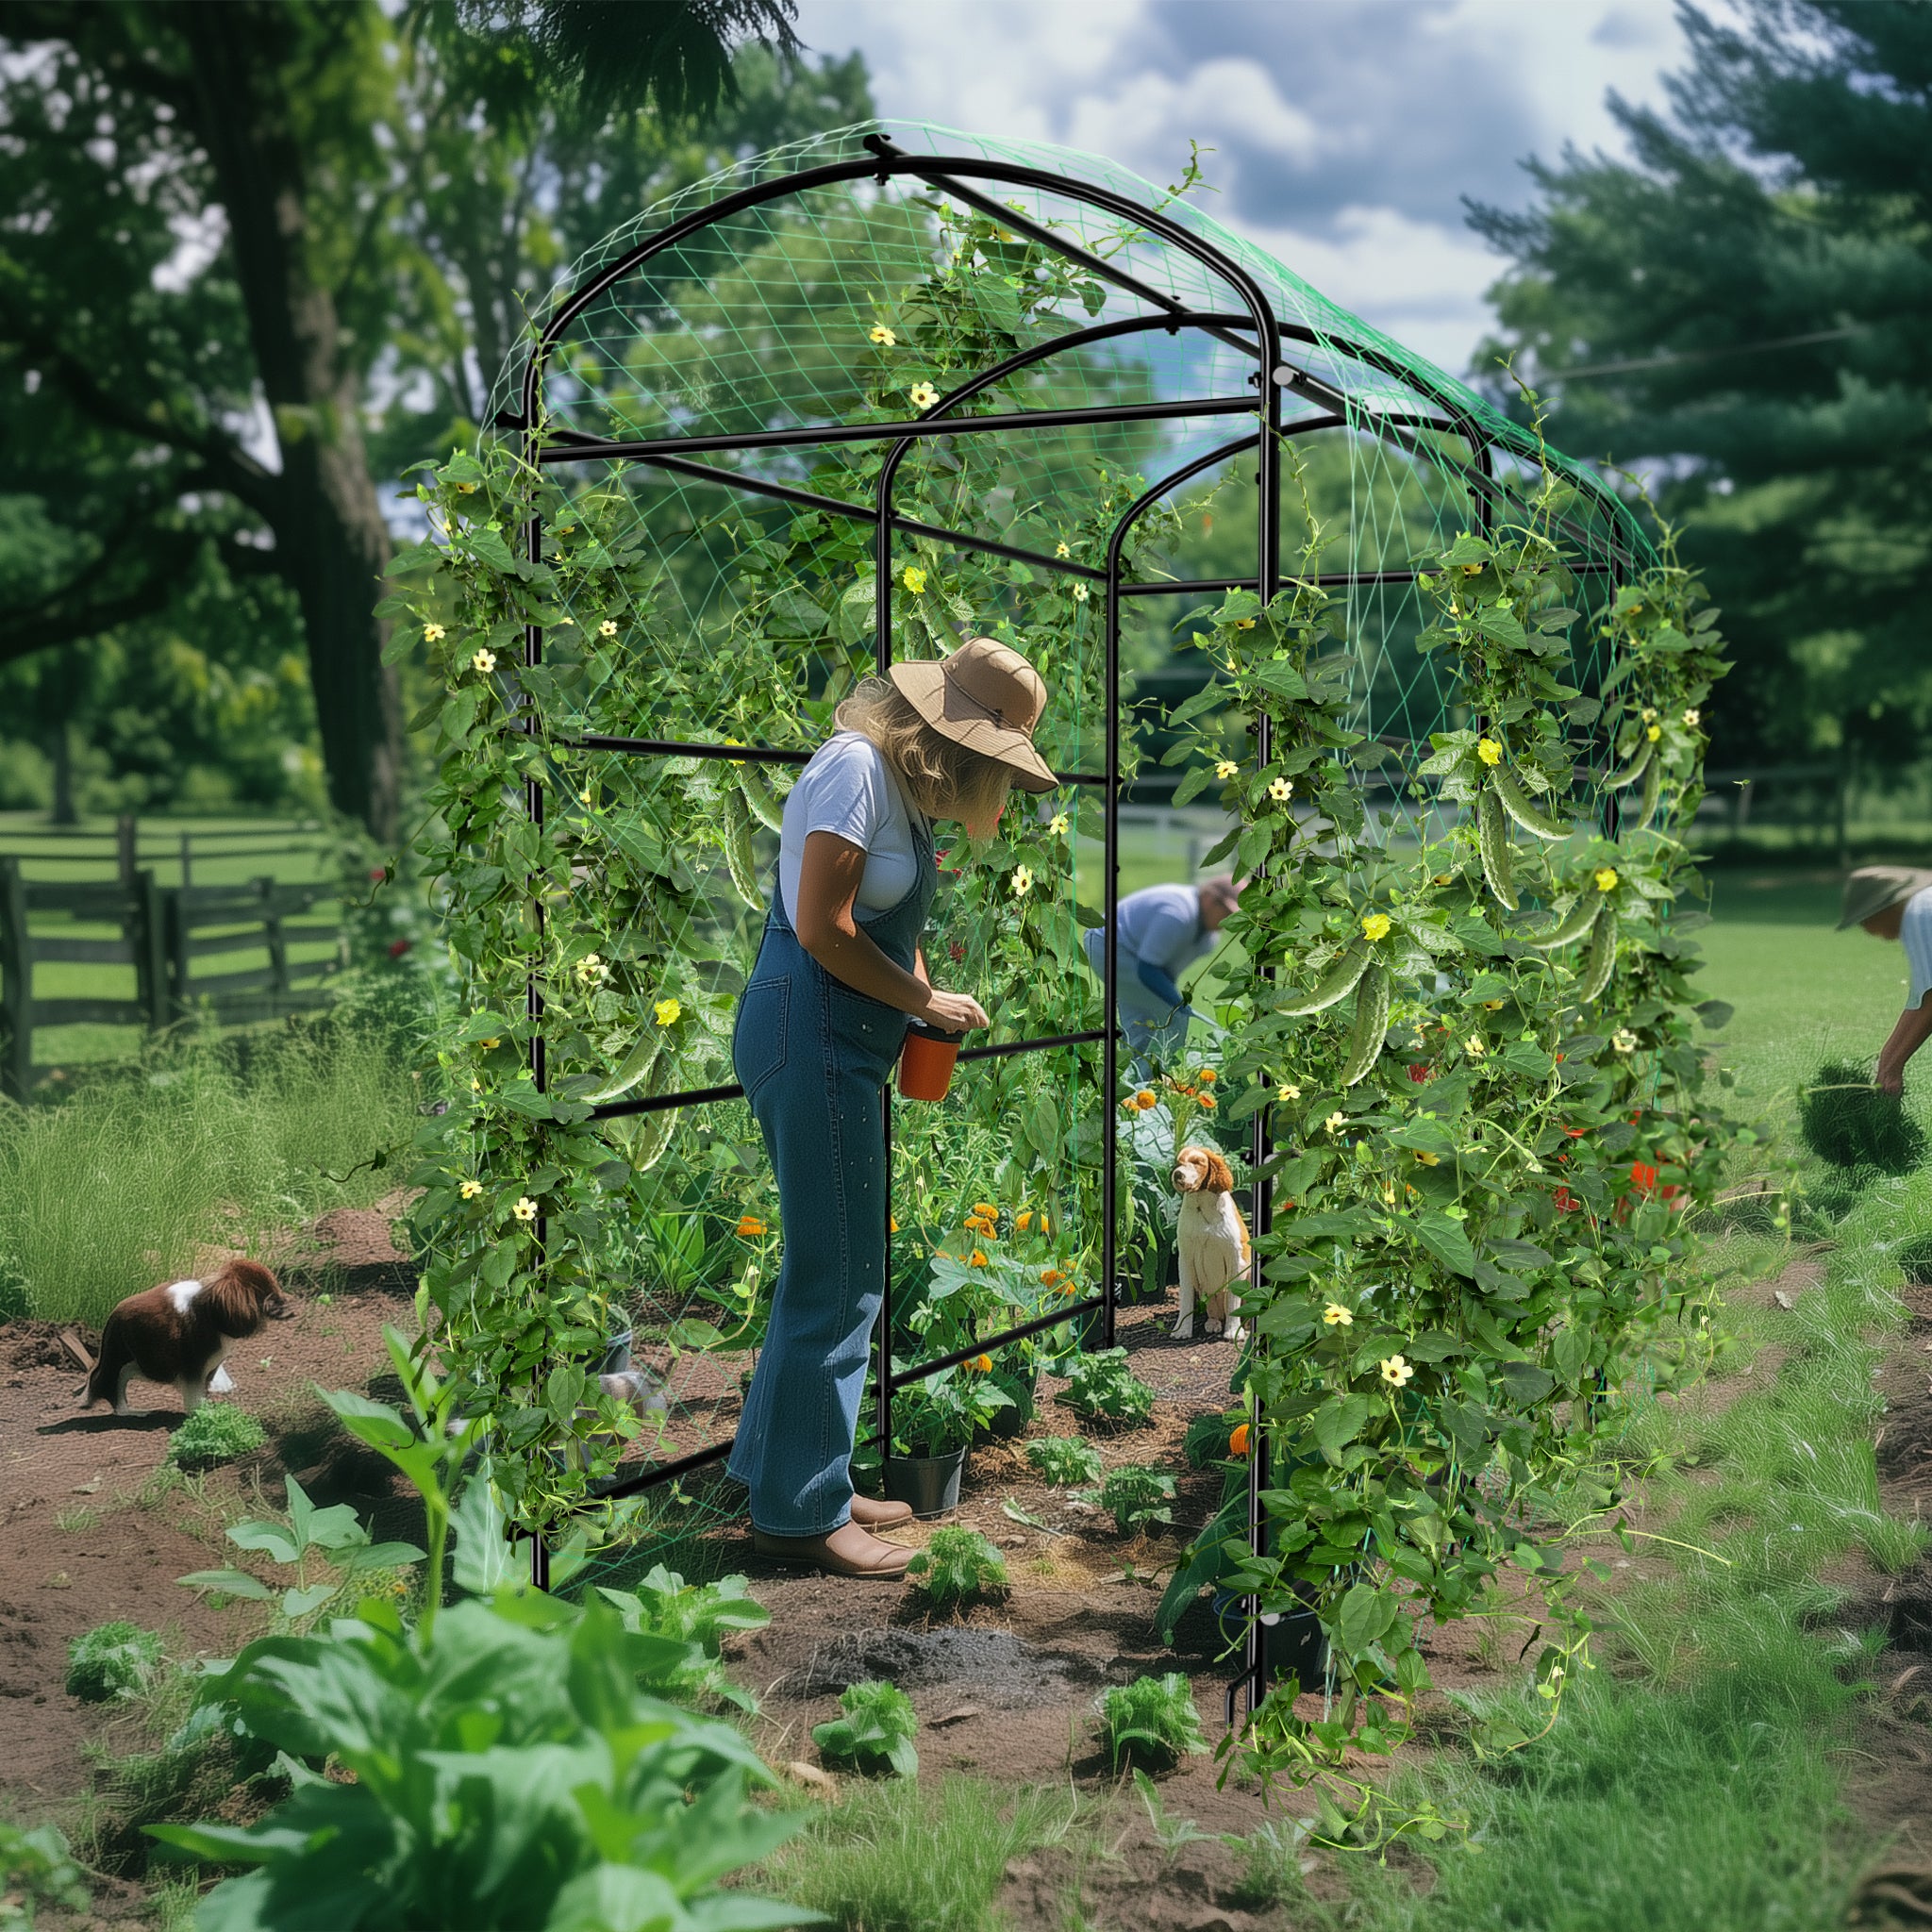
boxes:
[726,813,937,1535]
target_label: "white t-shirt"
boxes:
[778,732,924,926]
[1115,882,1212,975]
[1905,887,1932,1009]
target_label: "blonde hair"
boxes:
[835,677,1014,828]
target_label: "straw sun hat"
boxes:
[1837,865,1932,930]
[889,638,1058,793]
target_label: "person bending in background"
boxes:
[1840,865,1932,1094]
[1085,874,1240,1063]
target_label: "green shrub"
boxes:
[597,1566,770,1711]
[1094,1464,1176,1535]
[165,1404,268,1473]
[1183,1409,1243,1470]
[1024,1434,1102,1487]
[1098,1673,1209,1770]
[1798,1059,1926,1174]
[1895,1232,1932,1286]
[811,1680,920,1778]
[65,1622,164,1703]
[1058,1347,1156,1426]
[905,1526,1009,1610]
[0,1819,90,1924]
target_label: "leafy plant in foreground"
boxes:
[904,1527,1009,1610]
[1092,1464,1176,1536]
[811,1680,920,1778]
[1098,1673,1209,1770]
[1182,1409,1243,1470]
[0,1820,90,1926]
[1024,1434,1102,1487]
[64,1621,164,1703]
[166,1403,267,1472]
[1057,1347,1155,1426]
[597,1565,771,1712]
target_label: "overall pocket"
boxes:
[826,981,908,1073]
[733,976,790,1101]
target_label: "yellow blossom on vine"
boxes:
[1269,777,1292,802]
[1641,707,1657,723]
[1048,812,1069,836]
[869,324,898,346]
[902,566,926,594]
[1414,1150,1440,1166]
[1477,738,1503,766]
[1324,1110,1345,1133]
[1646,723,1661,741]
[1612,1027,1639,1054]
[579,788,593,806]
[479,1038,499,1049]
[459,1179,483,1199]
[1464,1036,1486,1058]
[1277,1083,1301,1102]
[1323,1302,1353,1327]
[472,648,497,675]
[1594,867,1619,892]
[1010,865,1034,896]
[1055,541,1071,558]
[1683,708,1701,727]
[1016,1210,1032,1230]
[1234,617,1256,630]
[1073,583,1090,603]
[574,952,608,987]
[423,622,445,643]
[654,997,681,1026]
[1361,912,1391,942]
[1216,759,1240,780]
[512,1196,539,1224]
[598,619,618,639]
[469,1075,481,1093]
[908,381,940,408]
[1380,1354,1415,1388]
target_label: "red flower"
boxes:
[1563,1127,1588,1139]
[388,938,413,958]
[1554,1187,1580,1213]
[369,866,388,882]
[1629,1161,1658,1195]
[949,941,965,961]
[1407,1064,1432,1083]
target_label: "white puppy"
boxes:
[1172,1143,1251,1343]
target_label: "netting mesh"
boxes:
[485,121,1654,1582]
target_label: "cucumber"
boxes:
[1578,904,1618,1003]
[1522,896,1600,952]
[721,784,763,908]
[1605,739,1653,793]
[609,1105,676,1174]
[1276,945,1372,1018]
[737,761,791,832]
[1476,787,1517,910]
[1341,962,1392,1089]
[584,1034,663,1107]
[1492,762,1574,841]
[1637,746,1662,825]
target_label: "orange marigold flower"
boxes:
[1198,1068,1217,1085]
[973,1201,998,1217]
[1040,1216,1051,1234]
[970,1250,989,1267]
[1198,1093,1217,1109]
[972,1354,992,1373]
[1229,1423,1251,1457]
[1041,1268,1062,1285]
[1134,1090,1157,1110]
[735,1215,766,1239]
[1016,1210,1032,1230]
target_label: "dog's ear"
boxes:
[1203,1149,1235,1193]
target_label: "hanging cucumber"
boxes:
[1605,738,1653,793]
[1522,895,1601,952]
[721,784,762,909]
[1341,962,1392,1088]
[584,1033,663,1107]
[1476,786,1518,910]
[1275,945,1371,1017]
[737,761,791,832]
[1492,761,1574,841]
[1636,744,1662,824]
[1578,903,1618,1003]
[608,1105,676,1174]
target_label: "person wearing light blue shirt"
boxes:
[1840,865,1932,1095]
[1085,875,1240,1062]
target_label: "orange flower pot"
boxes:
[898,1021,965,1102]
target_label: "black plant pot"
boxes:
[883,1446,967,1518]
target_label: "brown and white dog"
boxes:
[1172,1144,1251,1343]
[81,1259,285,1416]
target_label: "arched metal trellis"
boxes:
[493,121,1650,1710]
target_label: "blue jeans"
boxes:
[1084,926,1191,1064]
[726,854,930,1536]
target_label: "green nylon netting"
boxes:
[477,120,1654,1586]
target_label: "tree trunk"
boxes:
[174,1,403,842]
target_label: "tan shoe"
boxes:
[849,1494,914,1528]
[753,1521,912,1577]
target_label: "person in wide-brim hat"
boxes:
[1840,864,1932,1094]
[722,636,1057,1581]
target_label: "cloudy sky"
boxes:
[791,0,1691,377]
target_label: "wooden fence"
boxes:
[0,858,343,1098]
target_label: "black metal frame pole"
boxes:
[873,433,901,1475]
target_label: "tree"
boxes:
[1467,1,1932,781]
[0,0,813,839]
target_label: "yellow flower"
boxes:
[574,953,608,987]
[1361,912,1391,943]
[512,1196,539,1223]
[471,647,497,675]
[459,1179,483,1199]
[1040,1216,1051,1235]
[578,788,593,806]
[1464,1036,1486,1058]
[1324,1110,1345,1133]
[479,1037,499,1049]
[1048,812,1069,836]
[654,997,681,1026]
[1073,583,1090,603]
[457,480,478,494]
[1323,1303,1354,1327]
[908,381,940,409]
[1055,541,1072,558]
[1215,759,1240,780]
[1234,617,1256,630]
[1277,1082,1301,1102]
[1641,707,1657,723]
[1646,723,1661,742]
[1016,1210,1032,1230]
[1269,777,1292,802]
[890,1216,900,1233]
[869,324,898,346]
[973,1202,998,1216]
[902,565,926,594]
[1612,1027,1639,1054]
[1477,738,1503,766]
[1011,865,1034,896]
[423,622,445,643]
[1380,1354,1415,1388]
[1594,867,1619,892]
[737,1215,767,1238]
[1134,1090,1158,1111]
[1683,707,1701,727]
[469,1074,481,1093]
[970,1250,989,1267]
[1414,1150,1440,1166]
[599,619,618,639]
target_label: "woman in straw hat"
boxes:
[727,637,1057,1578]
[1839,865,1932,1094]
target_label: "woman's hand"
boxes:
[919,988,989,1033]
